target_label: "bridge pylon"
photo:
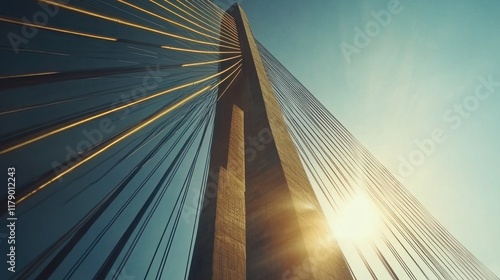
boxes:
[188,5,353,280]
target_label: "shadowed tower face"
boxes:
[188,5,353,280]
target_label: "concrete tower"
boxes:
[188,5,353,280]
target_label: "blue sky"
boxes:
[238,0,500,275]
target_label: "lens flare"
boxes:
[335,193,380,242]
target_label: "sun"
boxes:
[335,193,380,242]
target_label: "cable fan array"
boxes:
[0,1,241,279]
[258,41,498,280]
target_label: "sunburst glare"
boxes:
[335,193,380,242]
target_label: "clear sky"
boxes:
[235,0,500,275]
